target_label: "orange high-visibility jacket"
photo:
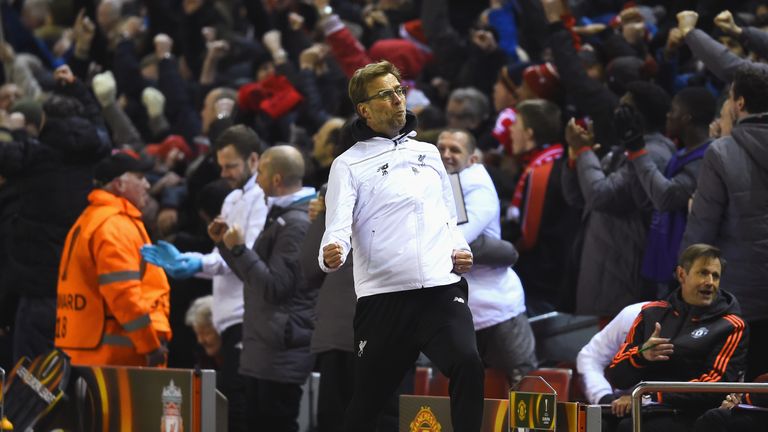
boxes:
[55,189,171,366]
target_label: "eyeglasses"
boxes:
[359,85,408,103]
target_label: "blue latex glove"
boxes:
[141,241,181,267]
[166,255,203,279]
[141,241,201,279]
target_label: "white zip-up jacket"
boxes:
[457,164,526,330]
[576,301,647,404]
[319,119,469,298]
[187,175,268,333]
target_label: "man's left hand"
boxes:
[452,249,473,274]
[223,224,245,250]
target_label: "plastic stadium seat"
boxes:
[527,368,573,401]
[483,368,510,399]
[428,370,450,396]
[424,368,512,399]
[413,367,432,396]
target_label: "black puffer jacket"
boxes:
[606,289,748,412]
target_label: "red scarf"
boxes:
[511,144,564,251]
[511,144,564,210]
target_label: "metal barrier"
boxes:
[631,381,768,432]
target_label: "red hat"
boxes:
[238,75,303,119]
[368,39,431,80]
[399,20,430,53]
[145,135,194,162]
[522,63,561,101]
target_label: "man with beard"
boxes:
[142,124,267,432]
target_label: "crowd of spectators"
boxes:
[1,0,768,430]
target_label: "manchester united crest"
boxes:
[410,405,442,432]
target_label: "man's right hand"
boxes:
[677,11,699,36]
[641,322,674,361]
[322,243,343,269]
[207,217,229,243]
[720,393,742,409]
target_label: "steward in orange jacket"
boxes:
[55,153,171,366]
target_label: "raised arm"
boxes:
[319,158,356,272]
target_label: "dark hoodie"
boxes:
[606,288,748,412]
[344,110,419,146]
[682,115,768,322]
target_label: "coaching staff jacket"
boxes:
[606,288,748,412]
[319,114,469,298]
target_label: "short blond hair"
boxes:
[348,61,402,108]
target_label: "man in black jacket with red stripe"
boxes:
[605,244,748,432]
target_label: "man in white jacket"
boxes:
[437,128,537,388]
[142,125,268,432]
[319,61,484,432]
[576,301,648,417]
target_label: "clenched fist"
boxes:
[323,242,344,269]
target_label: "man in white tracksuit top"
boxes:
[319,61,484,432]
[142,125,268,432]
[437,128,538,388]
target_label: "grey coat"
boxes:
[685,29,768,84]
[631,147,705,212]
[563,133,675,316]
[220,198,317,384]
[682,117,768,322]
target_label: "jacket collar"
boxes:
[666,287,740,321]
[243,173,257,193]
[270,186,316,209]
[348,111,418,144]
[736,112,768,126]
[88,189,142,218]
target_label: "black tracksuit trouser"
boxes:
[342,278,484,432]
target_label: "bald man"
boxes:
[213,145,318,431]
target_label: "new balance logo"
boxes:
[358,340,367,357]
[377,163,389,176]
[418,154,426,166]
[453,297,465,304]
